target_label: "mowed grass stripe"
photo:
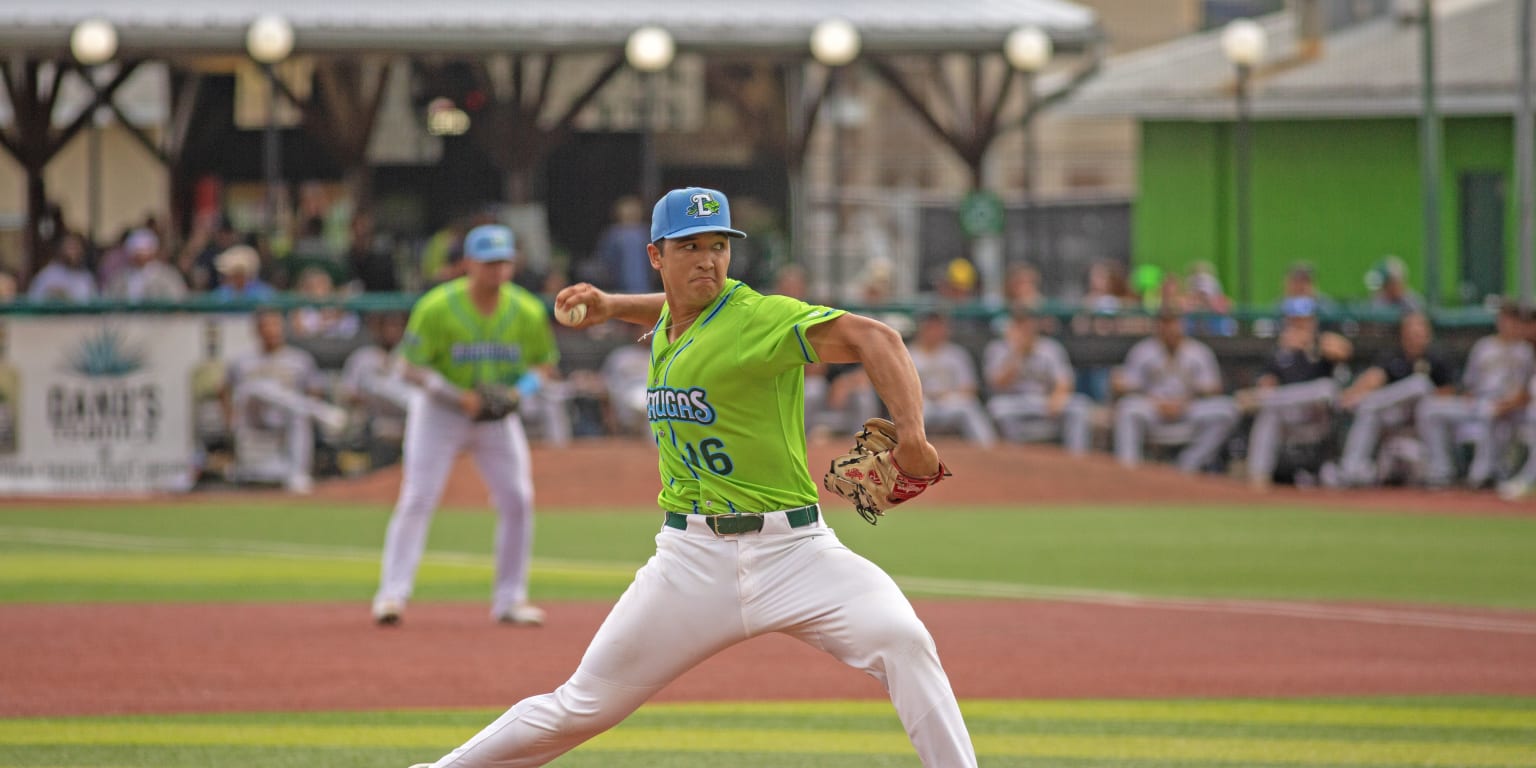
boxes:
[0,722,1531,766]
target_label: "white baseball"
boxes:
[561,303,588,327]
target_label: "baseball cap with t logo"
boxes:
[650,187,748,242]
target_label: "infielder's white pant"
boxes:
[233,380,337,484]
[1247,379,1339,482]
[375,390,535,615]
[1114,395,1237,472]
[1417,395,1517,486]
[1339,375,1433,486]
[925,397,998,447]
[988,393,1093,454]
[424,511,976,768]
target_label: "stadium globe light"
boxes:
[626,26,675,72]
[1220,18,1268,68]
[70,19,118,66]
[1004,25,1052,73]
[246,15,295,65]
[810,18,861,67]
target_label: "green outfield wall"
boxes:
[1135,116,1516,306]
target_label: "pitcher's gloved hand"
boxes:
[823,418,951,525]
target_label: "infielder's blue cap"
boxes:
[464,224,515,262]
[650,187,747,242]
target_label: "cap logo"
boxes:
[686,193,721,219]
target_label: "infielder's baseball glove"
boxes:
[822,418,951,525]
[472,383,520,422]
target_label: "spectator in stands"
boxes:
[1004,263,1045,310]
[1113,310,1237,472]
[1365,256,1423,313]
[181,215,242,292]
[210,245,277,303]
[1337,311,1454,487]
[27,233,96,303]
[594,195,653,295]
[95,227,136,289]
[105,228,187,302]
[1184,261,1236,336]
[934,258,978,302]
[345,211,400,292]
[1240,297,1353,490]
[289,215,342,283]
[985,307,1091,453]
[1081,259,1135,313]
[289,267,361,339]
[1417,302,1535,489]
[1279,262,1337,315]
[225,309,348,493]
[907,311,996,446]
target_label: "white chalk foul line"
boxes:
[4,526,1535,635]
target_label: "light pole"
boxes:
[70,18,117,250]
[246,15,295,238]
[626,26,675,204]
[1005,25,1052,275]
[1222,18,1267,309]
[810,18,860,301]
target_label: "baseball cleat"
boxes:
[373,600,403,627]
[493,603,545,627]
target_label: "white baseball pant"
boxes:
[1246,379,1339,482]
[232,379,338,484]
[924,396,997,447]
[421,511,976,768]
[1114,395,1237,472]
[1338,374,1433,486]
[987,393,1093,454]
[375,389,535,616]
[1416,395,1517,486]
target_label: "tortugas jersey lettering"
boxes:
[647,279,845,515]
[400,277,558,389]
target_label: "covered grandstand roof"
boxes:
[1061,0,1529,119]
[0,0,1102,57]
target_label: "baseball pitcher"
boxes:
[372,224,558,627]
[405,188,973,768]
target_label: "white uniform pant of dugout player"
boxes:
[1417,395,1521,486]
[422,510,976,768]
[375,390,535,616]
[1247,379,1339,482]
[1114,395,1237,471]
[1339,374,1434,486]
[988,393,1093,454]
[231,379,345,486]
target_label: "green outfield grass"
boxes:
[0,501,1534,607]
[0,698,1531,768]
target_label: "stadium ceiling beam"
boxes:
[0,56,139,279]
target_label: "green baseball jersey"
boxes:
[647,279,845,514]
[400,278,558,388]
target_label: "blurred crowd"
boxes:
[7,200,1530,502]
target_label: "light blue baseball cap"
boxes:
[650,187,748,242]
[464,224,515,262]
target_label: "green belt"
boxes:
[664,504,820,535]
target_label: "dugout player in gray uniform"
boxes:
[1243,297,1352,490]
[1336,312,1454,487]
[984,307,1092,453]
[1113,310,1237,471]
[1417,303,1535,488]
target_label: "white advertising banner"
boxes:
[0,315,204,494]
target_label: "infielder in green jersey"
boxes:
[372,224,557,628]
[409,189,975,768]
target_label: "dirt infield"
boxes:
[6,439,1534,718]
[5,599,1535,717]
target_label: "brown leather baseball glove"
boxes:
[822,418,951,524]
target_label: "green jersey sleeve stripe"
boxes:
[792,324,813,363]
[700,282,745,327]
